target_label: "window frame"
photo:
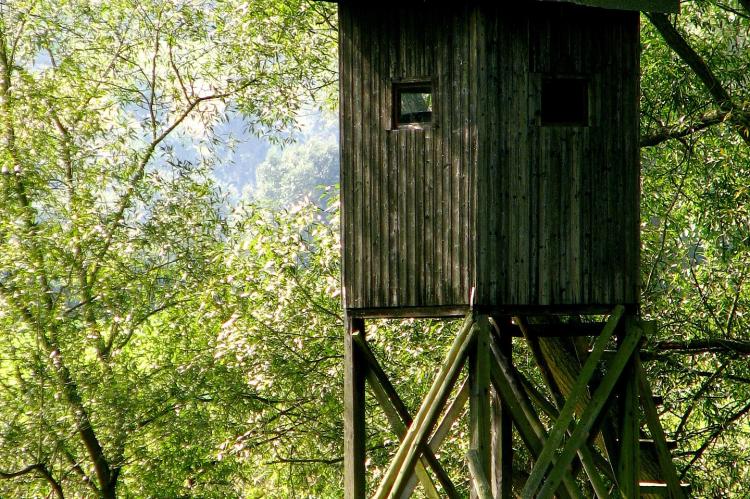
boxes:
[392,78,436,130]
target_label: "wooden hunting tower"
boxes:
[330,1,688,498]
[338,0,680,317]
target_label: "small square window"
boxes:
[394,81,433,127]
[541,77,588,126]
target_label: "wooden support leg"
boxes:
[491,321,513,499]
[344,316,367,499]
[469,315,492,498]
[617,317,640,498]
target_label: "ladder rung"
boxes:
[639,481,692,494]
[640,438,677,450]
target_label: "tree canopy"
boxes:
[1,0,750,497]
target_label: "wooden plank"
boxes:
[407,128,416,305]
[469,316,491,497]
[449,9,461,305]
[532,320,642,499]
[344,316,366,499]
[377,9,389,308]
[467,449,494,499]
[387,11,399,307]
[352,8,364,309]
[339,3,353,310]
[402,379,470,498]
[398,124,407,306]
[433,8,445,306]
[466,6,477,302]
[522,305,624,497]
[361,12,373,310]
[347,305,469,319]
[415,128,424,305]
[424,128,434,306]
[373,314,476,499]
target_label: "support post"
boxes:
[617,317,640,498]
[469,315,492,498]
[344,316,366,499]
[491,319,513,499]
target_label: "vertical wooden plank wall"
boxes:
[477,4,640,309]
[340,3,478,312]
[339,2,640,315]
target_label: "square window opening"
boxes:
[394,81,433,127]
[541,77,589,126]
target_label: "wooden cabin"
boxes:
[332,0,678,317]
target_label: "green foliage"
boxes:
[0,0,339,496]
[2,0,750,497]
[254,115,339,208]
[640,3,750,495]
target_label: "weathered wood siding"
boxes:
[476,4,641,309]
[340,3,479,312]
[339,2,640,315]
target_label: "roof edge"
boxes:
[314,0,680,14]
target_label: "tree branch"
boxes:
[0,463,64,498]
[680,399,750,478]
[640,109,732,147]
[647,12,750,146]
[651,338,750,355]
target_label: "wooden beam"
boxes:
[521,305,624,497]
[373,314,476,499]
[401,379,470,498]
[491,324,513,498]
[344,316,367,499]
[564,0,679,14]
[469,316,492,498]
[516,368,616,488]
[616,320,640,498]
[532,321,642,499]
[352,334,453,499]
[430,378,470,451]
[467,450,494,499]
[508,322,608,338]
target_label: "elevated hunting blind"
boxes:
[337,0,673,316]
[327,1,689,498]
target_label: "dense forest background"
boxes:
[0,0,749,497]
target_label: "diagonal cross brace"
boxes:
[488,332,584,499]
[373,313,477,499]
[352,332,458,498]
[521,305,625,497]
[532,320,643,499]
